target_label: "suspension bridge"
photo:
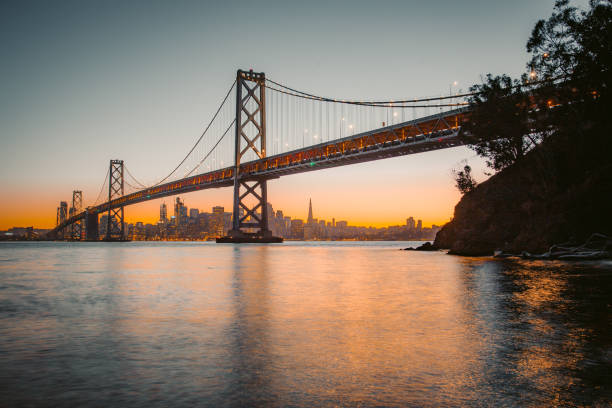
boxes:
[48,69,471,242]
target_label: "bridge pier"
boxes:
[218,69,282,244]
[86,211,99,241]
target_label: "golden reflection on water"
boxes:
[0,242,610,406]
[501,260,597,407]
[223,246,488,406]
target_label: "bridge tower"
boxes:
[56,201,68,240]
[218,69,282,243]
[104,159,126,241]
[71,190,83,240]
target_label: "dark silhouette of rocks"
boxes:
[433,149,612,256]
[403,242,437,251]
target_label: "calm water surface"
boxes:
[0,241,610,407]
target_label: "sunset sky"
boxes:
[0,0,562,230]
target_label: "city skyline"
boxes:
[10,195,440,241]
[114,196,440,241]
[135,192,443,230]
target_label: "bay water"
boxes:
[0,241,610,406]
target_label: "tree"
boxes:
[453,164,477,195]
[462,0,612,182]
[460,75,538,172]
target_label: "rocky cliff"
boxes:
[433,150,612,256]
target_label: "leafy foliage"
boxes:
[462,0,612,182]
[461,75,539,172]
[453,164,477,195]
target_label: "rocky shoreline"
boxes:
[404,233,611,260]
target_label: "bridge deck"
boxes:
[51,107,469,234]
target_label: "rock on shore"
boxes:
[403,242,437,251]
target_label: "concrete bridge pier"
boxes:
[86,211,99,241]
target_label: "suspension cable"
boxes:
[93,168,110,206]
[266,84,469,108]
[124,179,143,191]
[184,119,236,178]
[266,75,564,106]
[266,77,476,105]
[124,165,149,189]
[138,79,237,188]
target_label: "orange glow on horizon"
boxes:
[1,149,481,232]
[0,191,454,231]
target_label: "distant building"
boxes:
[57,201,68,225]
[318,220,326,238]
[406,217,415,230]
[304,224,315,240]
[174,197,186,226]
[304,198,316,240]
[223,212,232,234]
[290,219,304,239]
[160,203,168,223]
[210,206,224,237]
[189,208,199,219]
[307,198,314,225]
[266,202,274,221]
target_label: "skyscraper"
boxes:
[307,198,314,224]
[174,197,185,225]
[57,201,68,225]
[210,206,225,237]
[406,217,416,230]
[304,198,315,240]
[160,203,168,223]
